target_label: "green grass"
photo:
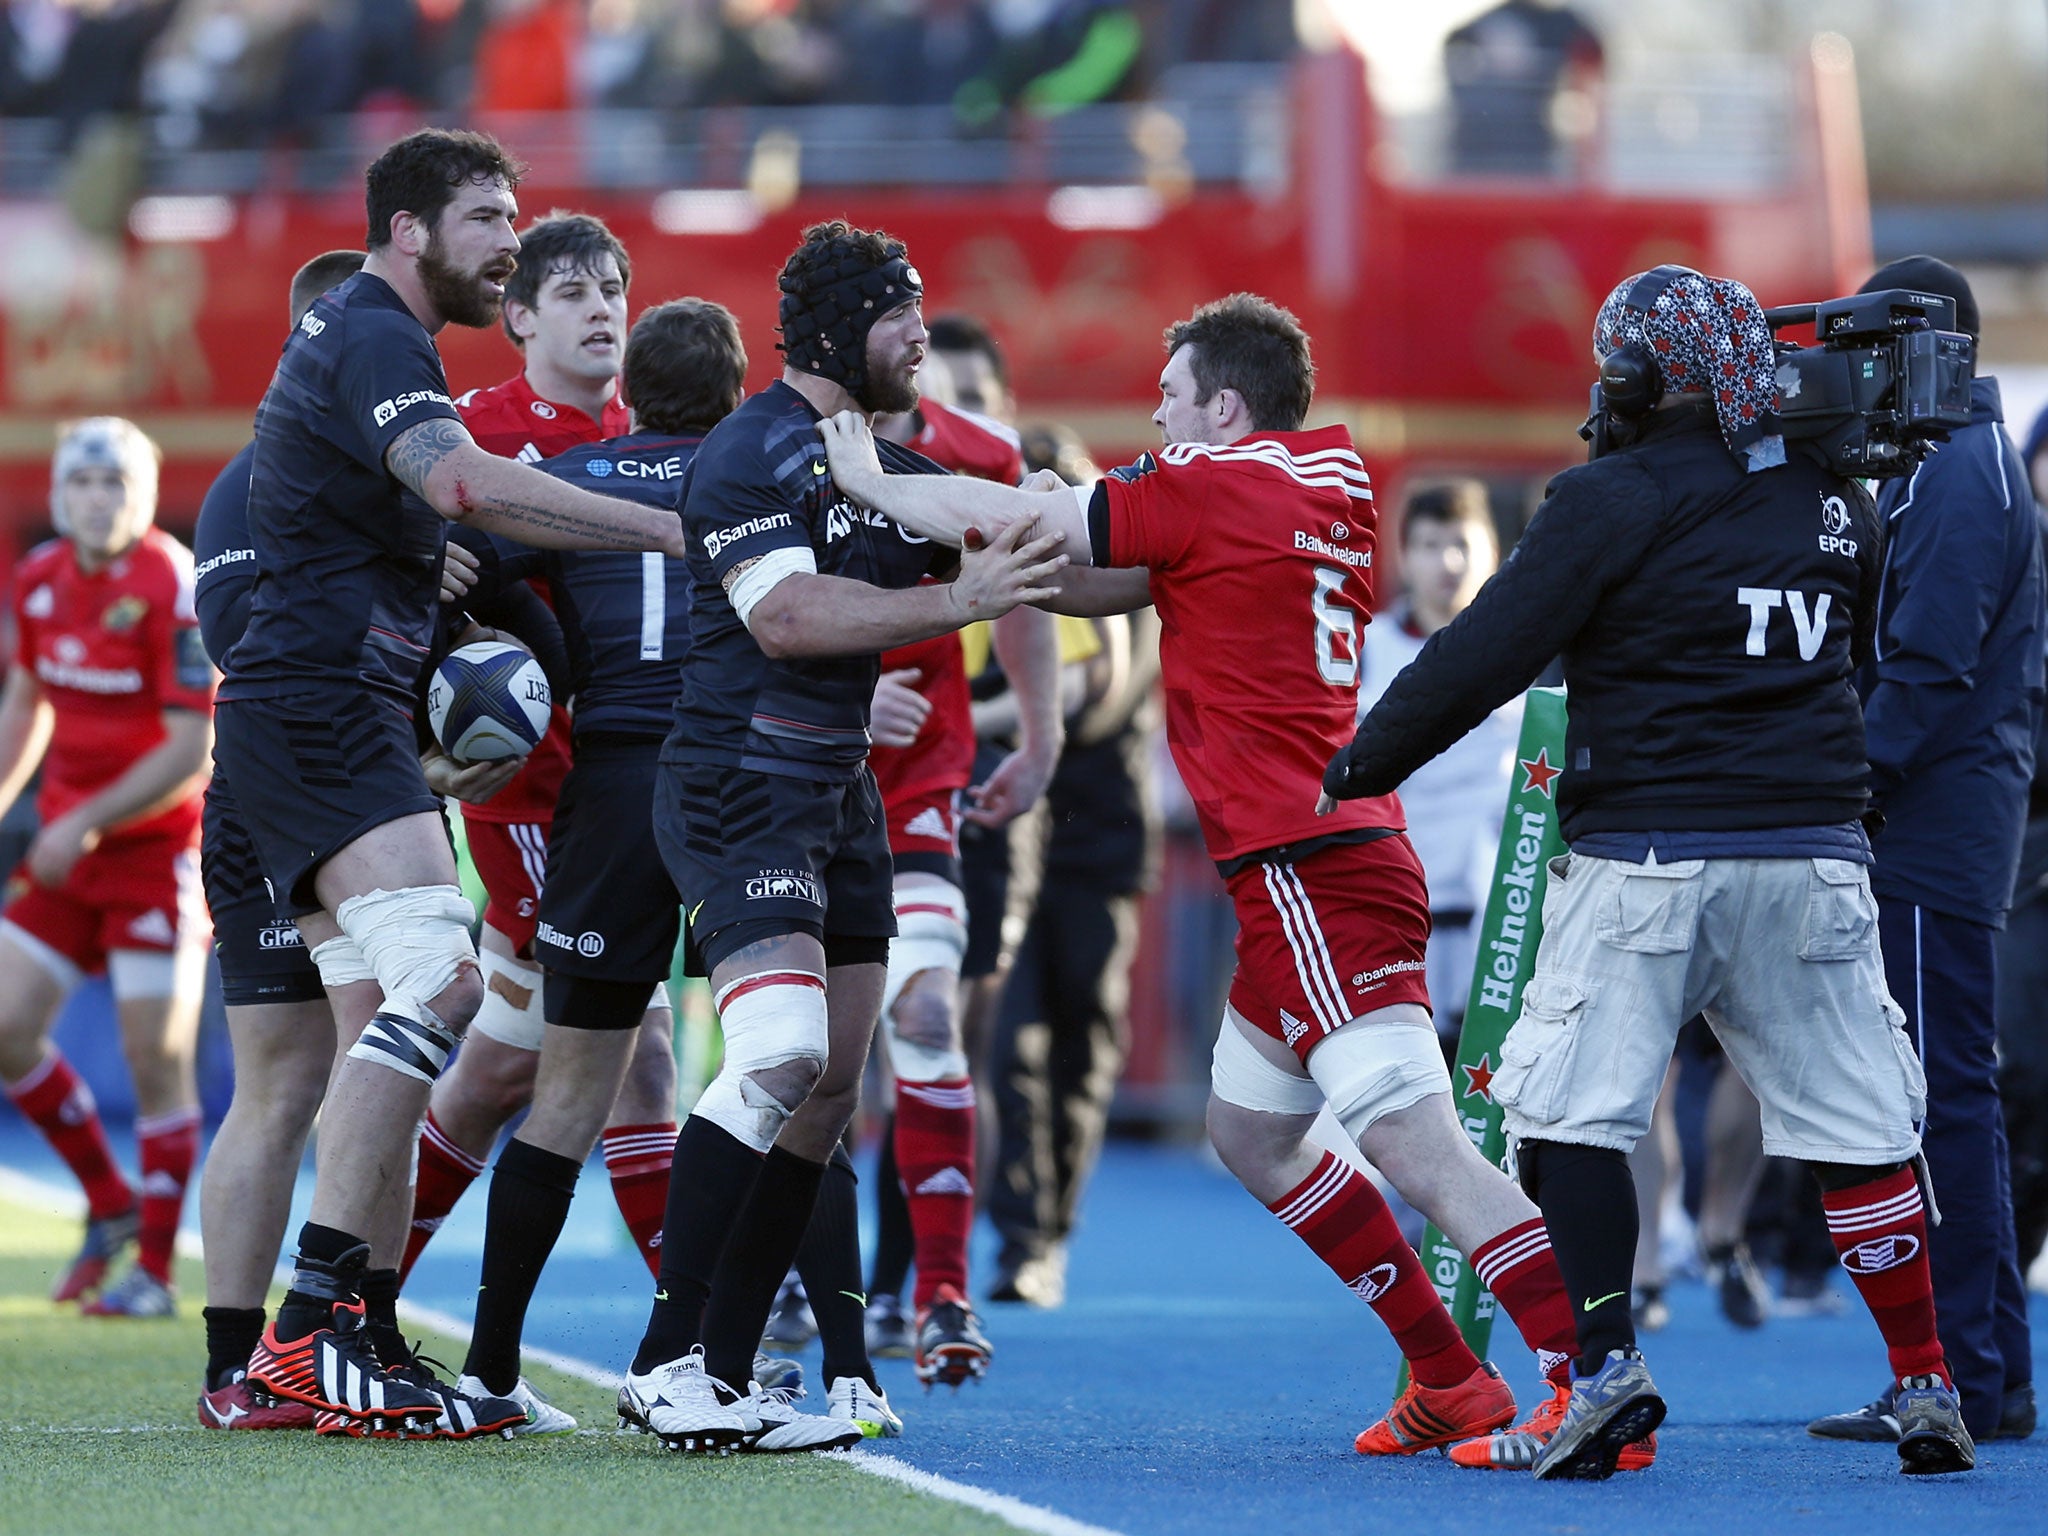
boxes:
[0,1198,1008,1536]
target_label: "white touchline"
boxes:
[2,1167,1127,1536]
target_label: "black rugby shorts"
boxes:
[654,761,895,974]
[200,769,324,1007]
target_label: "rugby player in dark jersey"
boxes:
[616,222,1066,1452]
[434,299,752,1435]
[220,129,686,1437]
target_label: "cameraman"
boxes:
[1323,268,1972,1480]
[1809,258,2045,1448]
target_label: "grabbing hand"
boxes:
[948,515,1066,624]
[1320,733,1374,808]
[440,541,481,604]
[870,668,931,749]
[27,812,98,887]
[964,733,1060,828]
[422,746,527,805]
[817,411,886,507]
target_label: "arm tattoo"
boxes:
[386,418,470,499]
[721,556,762,596]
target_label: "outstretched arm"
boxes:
[818,411,1092,555]
[387,418,686,556]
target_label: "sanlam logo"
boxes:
[372,390,453,428]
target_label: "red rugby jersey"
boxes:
[9,529,214,847]
[870,400,1024,818]
[453,371,628,822]
[1095,426,1405,862]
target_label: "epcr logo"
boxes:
[1820,494,1851,536]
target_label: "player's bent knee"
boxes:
[693,969,829,1152]
[885,980,966,1082]
[1307,1017,1452,1142]
[333,885,479,1027]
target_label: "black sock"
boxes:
[1525,1140,1639,1374]
[798,1142,876,1389]
[701,1146,828,1391]
[359,1266,408,1369]
[203,1306,266,1391]
[869,1116,914,1300]
[274,1223,368,1342]
[632,1116,765,1375]
[463,1139,582,1394]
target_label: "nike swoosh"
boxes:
[1584,1290,1628,1312]
[812,461,828,475]
[654,1289,670,1302]
[203,1398,247,1427]
[840,1290,867,1306]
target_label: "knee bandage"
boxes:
[882,882,969,1083]
[347,1008,461,1084]
[693,969,829,1153]
[470,950,545,1052]
[309,934,377,990]
[1209,1006,1325,1117]
[1307,1019,1451,1140]
[332,885,477,1024]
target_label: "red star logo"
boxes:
[1462,1054,1496,1104]
[1519,748,1561,799]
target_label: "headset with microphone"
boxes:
[1580,264,1703,458]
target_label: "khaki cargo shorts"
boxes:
[1494,851,1925,1164]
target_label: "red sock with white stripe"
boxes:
[7,1051,132,1218]
[399,1111,485,1283]
[1269,1151,1480,1387]
[135,1107,200,1283]
[1471,1217,1579,1390]
[895,1077,977,1310]
[1822,1166,1949,1385]
[602,1121,677,1278]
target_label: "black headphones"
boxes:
[1598,265,1700,419]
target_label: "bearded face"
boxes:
[853,301,925,415]
[420,216,518,330]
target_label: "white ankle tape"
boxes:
[346,1008,461,1084]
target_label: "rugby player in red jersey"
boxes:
[0,418,214,1318]
[819,293,1611,1461]
[405,213,679,1286]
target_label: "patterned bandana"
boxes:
[1594,269,1785,472]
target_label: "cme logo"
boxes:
[588,460,614,478]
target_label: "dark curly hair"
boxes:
[1163,293,1315,432]
[364,129,525,251]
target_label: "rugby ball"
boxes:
[426,640,550,763]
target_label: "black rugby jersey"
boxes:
[473,432,699,741]
[664,382,952,782]
[220,272,461,707]
[192,440,256,668]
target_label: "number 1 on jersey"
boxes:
[1312,564,1359,688]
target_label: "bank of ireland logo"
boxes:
[1841,1233,1919,1274]
[1331,521,1350,541]
[1821,493,1850,536]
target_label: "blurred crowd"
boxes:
[0,0,1296,152]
